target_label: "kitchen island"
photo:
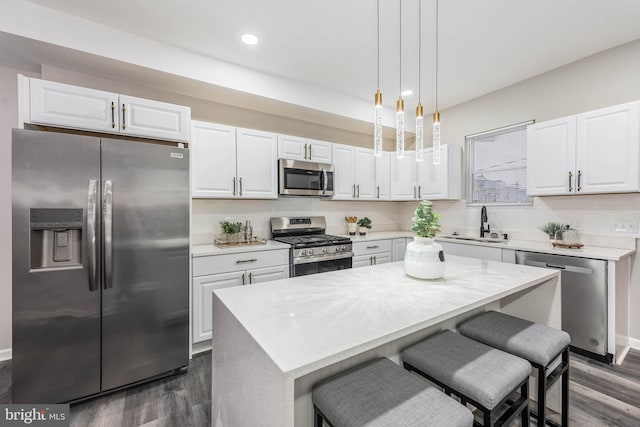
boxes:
[211,256,561,427]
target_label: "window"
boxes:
[466,121,533,205]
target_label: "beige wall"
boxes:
[400,38,640,340]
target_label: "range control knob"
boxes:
[308,249,314,255]
[323,248,328,253]
[301,250,307,256]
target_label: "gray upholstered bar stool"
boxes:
[312,357,474,427]
[459,311,570,427]
[401,330,532,427]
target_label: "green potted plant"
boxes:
[356,217,372,235]
[540,222,565,240]
[219,220,244,242]
[405,200,445,279]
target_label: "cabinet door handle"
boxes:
[233,177,236,196]
[352,184,356,198]
[111,102,116,128]
[367,245,379,249]
[413,185,417,199]
[568,171,573,192]
[236,258,258,264]
[374,255,377,265]
[242,273,246,285]
[356,184,360,198]
[577,170,582,191]
[239,177,243,196]
[121,104,126,130]
[248,272,253,284]
[418,185,422,199]
[304,143,308,160]
[377,185,380,199]
[369,256,373,265]
[309,144,312,160]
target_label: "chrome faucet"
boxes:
[480,206,490,238]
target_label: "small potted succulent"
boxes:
[405,200,445,279]
[540,222,565,240]
[356,217,372,235]
[219,220,244,242]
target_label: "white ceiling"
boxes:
[20,0,640,111]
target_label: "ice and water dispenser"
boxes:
[30,208,83,269]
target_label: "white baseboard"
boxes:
[0,347,11,362]
[629,337,640,350]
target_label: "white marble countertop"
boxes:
[192,240,290,257]
[213,256,559,378]
[436,235,635,261]
[339,230,415,242]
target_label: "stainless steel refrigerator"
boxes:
[12,129,190,403]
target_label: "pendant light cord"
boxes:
[399,0,402,94]
[435,0,439,109]
[418,0,421,102]
[377,0,380,90]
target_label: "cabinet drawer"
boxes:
[352,239,392,256]
[193,249,289,276]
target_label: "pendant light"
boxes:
[415,0,424,162]
[374,0,383,156]
[432,0,441,165]
[396,0,405,159]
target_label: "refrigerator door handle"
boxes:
[87,179,99,292]
[103,180,114,289]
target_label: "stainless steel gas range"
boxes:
[271,216,353,277]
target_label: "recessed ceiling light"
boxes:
[241,34,259,46]
[401,89,413,96]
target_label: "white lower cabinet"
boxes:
[392,238,409,262]
[352,240,393,268]
[192,249,289,344]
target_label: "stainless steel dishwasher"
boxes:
[515,251,609,361]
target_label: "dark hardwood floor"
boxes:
[1,350,639,426]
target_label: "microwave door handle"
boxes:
[323,169,327,194]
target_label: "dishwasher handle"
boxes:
[523,259,593,274]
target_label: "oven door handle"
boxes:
[292,252,354,265]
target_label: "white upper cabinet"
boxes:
[576,102,640,194]
[191,121,237,198]
[277,134,332,164]
[528,101,640,196]
[27,77,190,142]
[191,122,277,199]
[416,145,462,200]
[236,128,278,199]
[527,116,577,196]
[332,144,375,200]
[375,152,391,200]
[306,139,333,164]
[29,78,119,133]
[119,95,190,142]
[390,151,417,200]
[332,144,356,200]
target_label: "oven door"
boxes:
[292,255,352,277]
[279,159,334,196]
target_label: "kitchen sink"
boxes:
[439,235,507,244]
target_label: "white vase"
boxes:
[404,236,446,279]
[347,223,357,235]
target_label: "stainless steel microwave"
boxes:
[278,159,334,197]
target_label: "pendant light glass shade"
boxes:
[396,97,405,158]
[374,90,383,156]
[416,103,424,161]
[432,110,441,164]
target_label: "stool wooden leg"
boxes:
[562,348,570,427]
[521,380,530,427]
[537,367,547,427]
[314,406,323,427]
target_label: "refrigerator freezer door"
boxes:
[100,138,189,391]
[12,129,101,403]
